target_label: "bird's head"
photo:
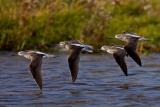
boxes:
[100,45,108,51]
[18,51,33,60]
[59,41,70,51]
[115,33,129,42]
[18,51,25,56]
[101,45,121,54]
[59,41,67,47]
[101,46,112,53]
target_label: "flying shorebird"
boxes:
[101,45,128,76]
[59,40,93,82]
[115,32,147,66]
[18,50,55,91]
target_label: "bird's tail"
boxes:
[43,54,56,58]
[82,45,93,53]
[139,37,148,41]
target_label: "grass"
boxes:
[0,0,160,52]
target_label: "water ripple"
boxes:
[0,52,160,106]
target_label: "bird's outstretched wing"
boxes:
[124,46,142,66]
[68,47,82,82]
[29,55,43,90]
[113,53,128,76]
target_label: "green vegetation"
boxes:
[0,0,160,52]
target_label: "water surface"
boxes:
[0,52,160,107]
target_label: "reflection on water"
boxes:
[0,52,160,107]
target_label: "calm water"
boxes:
[0,52,160,107]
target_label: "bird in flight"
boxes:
[115,32,147,66]
[101,45,128,76]
[59,40,93,82]
[18,50,55,91]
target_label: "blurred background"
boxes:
[0,0,160,52]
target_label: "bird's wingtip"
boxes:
[72,80,76,83]
[72,77,77,83]
[139,64,142,67]
[38,85,43,92]
[125,73,128,76]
